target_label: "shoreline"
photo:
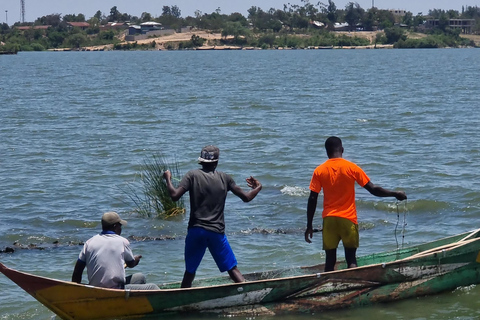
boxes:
[46,30,479,52]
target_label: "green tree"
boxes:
[376,10,395,29]
[109,6,121,22]
[428,9,444,19]
[437,13,450,32]
[221,21,248,43]
[247,6,259,29]
[362,7,378,31]
[159,5,184,29]
[162,6,171,16]
[140,12,152,22]
[171,5,182,18]
[190,34,205,47]
[65,33,88,48]
[228,12,248,26]
[462,5,480,19]
[402,11,414,28]
[63,14,86,22]
[120,13,131,22]
[325,0,338,25]
[412,14,425,31]
[94,10,103,21]
[0,22,10,33]
[384,26,406,43]
[35,14,61,27]
[345,2,364,31]
[258,33,276,48]
[47,31,65,48]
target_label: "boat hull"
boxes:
[2,229,480,319]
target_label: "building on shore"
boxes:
[424,19,475,34]
[389,9,407,17]
[125,22,175,41]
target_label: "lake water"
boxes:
[1,48,480,319]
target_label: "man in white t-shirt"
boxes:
[71,211,159,290]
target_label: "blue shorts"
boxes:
[185,227,237,274]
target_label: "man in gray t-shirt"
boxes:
[164,145,262,288]
[72,211,159,290]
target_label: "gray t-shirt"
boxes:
[78,233,135,288]
[179,168,236,234]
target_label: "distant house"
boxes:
[16,25,51,31]
[100,22,128,31]
[311,21,325,28]
[67,22,90,30]
[425,19,475,34]
[141,21,163,32]
[128,25,142,36]
[389,9,407,16]
[125,22,174,41]
[334,22,349,31]
[127,21,163,35]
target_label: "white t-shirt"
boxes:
[78,232,135,288]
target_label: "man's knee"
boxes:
[128,273,146,284]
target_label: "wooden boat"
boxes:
[2,228,480,320]
[0,51,18,55]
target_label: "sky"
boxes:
[0,0,478,24]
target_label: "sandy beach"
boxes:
[74,30,480,51]
[79,30,389,51]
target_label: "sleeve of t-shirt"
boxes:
[226,173,236,191]
[309,168,322,193]
[78,244,87,263]
[123,239,135,263]
[354,164,370,187]
[178,170,192,191]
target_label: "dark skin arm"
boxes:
[125,255,142,268]
[363,181,407,200]
[163,170,187,201]
[230,176,262,202]
[304,191,319,243]
[71,260,86,283]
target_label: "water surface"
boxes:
[1,48,480,319]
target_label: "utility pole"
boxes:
[5,10,7,25]
[372,0,375,8]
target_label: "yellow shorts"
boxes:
[322,216,359,250]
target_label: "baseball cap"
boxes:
[198,145,219,163]
[101,211,127,227]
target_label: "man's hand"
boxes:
[395,191,407,201]
[246,176,261,189]
[304,227,313,243]
[134,255,142,267]
[163,170,172,181]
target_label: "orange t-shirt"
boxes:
[309,158,370,224]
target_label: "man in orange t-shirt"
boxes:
[305,136,407,272]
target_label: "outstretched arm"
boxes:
[163,170,187,201]
[363,181,407,200]
[305,191,319,243]
[230,176,262,202]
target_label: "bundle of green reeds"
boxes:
[125,154,185,218]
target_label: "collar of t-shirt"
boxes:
[101,231,116,235]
